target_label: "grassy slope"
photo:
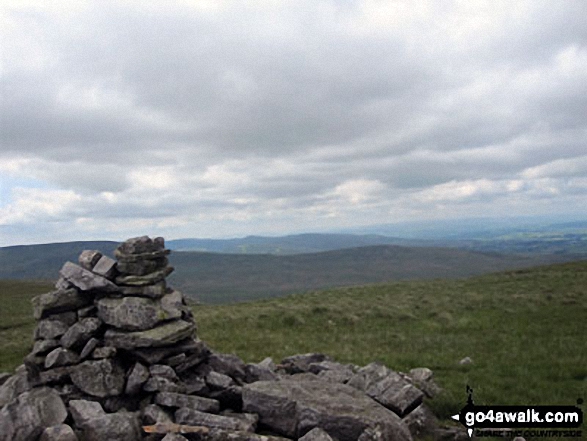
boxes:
[1,261,586,424]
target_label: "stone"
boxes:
[0,373,10,386]
[104,319,196,349]
[39,424,78,441]
[125,362,150,395]
[52,383,83,404]
[60,261,119,293]
[142,404,173,425]
[245,361,279,383]
[32,288,90,320]
[38,367,71,385]
[77,305,97,318]
[70,359,125,397]
[347,362,424,417]
[150,364,180,381]
[119,281,167,298]
[115,266,174,286]
[92,346,117,358]
[207,371,235,390]
[174,349,210,373]
[402,404,438,440]
[55,277,73,291]
[143,376,184,393]
[459,356,473,365]
[299,427,334,441]
[130,337,206,364]
[116,235,165,255]
[96,295,181,331]
[317,368,354,384]
[116,256,168,276]
[79,337,99,359]
[206,352,247,383]
[175,407,255,432]
[45,348,80,369]
[69,399,106,427]
[91,255,117,279]
[155,392,220,413]
[162,434,188,441]
[34,318,71,340]
[31,339,61,356]
[408,367,441,398]
[0,367,30,407]
[242,378,411,441]
[164,353,187,367]
[78,250,103,270]
[280,353,332,374]
[0,387,67,441]
[60,317,102,349]
[80,411,141,441]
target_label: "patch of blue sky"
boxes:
[0,176,51,208]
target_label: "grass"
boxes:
[1,261,586,436]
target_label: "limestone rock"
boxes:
[80,411,141,441]
[280,353,332,374]
[0,373,10,386]
[60,261,119,292]
[242,378,412,441]
[96,295,181,331]
[34,318,71,340]
[70,359,125,397]
[175,407,255,432]
[32,289,90,320]
[116,256,168,276]
[299,427,334,441]
[31,339,61,356]
[155,391,219,413]
[78,250,103,270]
[116,235,165,255]
[115,266,174,287]
[60,317,102,349]
[0,387,67,441]
[142,403,173,425]
[104,319,196,349]
[91,255,117,279]
[79,338,99,359]
[120,281,167,298]
[125,362,150,395]
[44,348,80,369]
[347,362,424,417]
[39,424,78,441]
[0,367,30,407]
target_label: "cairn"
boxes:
[0,236,460,441]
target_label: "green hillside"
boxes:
[1,261,586,426]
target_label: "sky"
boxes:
[1,0,586,246]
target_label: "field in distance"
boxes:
[1,261,586,424]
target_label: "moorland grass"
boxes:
[0,261,585,430]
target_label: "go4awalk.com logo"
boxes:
[451,386,584,438]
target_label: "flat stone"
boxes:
[104,319,196,349]
[32,289,90,320]
[79,338,99,359]
[55,277,73,291]
[31,339,61,356]
[60,317,102,349]
[408,367,441,398]
[207,371,235,390]
[0,387,67,441]
[125,362,150,395]
[92,346,117,359]
[34,318,71,340]
[129,337,205,364]
[115,266,174,286]
[143,376,184,393]
[91,255,117,279]
[164,353,187,367]
[245,358,278,383]
[45,348,80,369]
[174,350,210,374]
[116,236,165,255]
[0,367,30,407]
[299,427,334,441]
[116,257,168,276]
[175,408,255,432]
[155,392,219,413]
[206,352,247,383]
[347,362,424,417]
[77,305,97,318]
[81,411,141,441]
[280,353,332,374]
[39,424,78,441]
[38,367,71,385]
[78,250,103,270]
[96,295,181,331]
[149,364,179,380]
[142,404,173,425]
[119,281,167,298]
[242,378,411,441]
[60,261,119,293]
[70,359,125,397]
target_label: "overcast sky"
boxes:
[1,0,586,246]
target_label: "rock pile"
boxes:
[0,236,463,441]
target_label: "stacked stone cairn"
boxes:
[0,236,464,441]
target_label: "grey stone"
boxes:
[142,404,173,425]
[39,424,78,441]
[45,348,80,369]
[317,369,354,384]
[91,255,117,279]
[242,378,412,441]
[79,337,99,359]
[119,281,167,298]
[402,404,438,440]
[116,256,168,276]
[245,358,279,383]
[150,364,180,381]
[164,353,187,367]
[155,392,219,413]
[92,346,117,358]
[96,295,181,331]
[116,235,165,255]
[104,319,196,349]
[77,305,96,318]
[60,261,119,293]
[52,383,83,405]
[115,266,174,286]
[130,337,206,364]
[408,367,441,398]
[207,371,235,390]
[125,362,150,395]
[38,367,71,385]
[299,427,334,441]
[55,277,73,291]
[60,317,102,349]
[207,352,247,383]
[180,373,207,395]
[80,411,141,441]
[0,373,10,386]
[143,376,184,393]
[0,387,67,441]
[78,250,103,270]
[0,367,30,407]
[34,318,71,340]
[69,399,106,427]
[219,409,259,430]
[175,407,255,432]
[280,353,331,374]
[70,359,125,397]
[347,362,424,417]
[32,288,90,320]
[161,434,188,441]
[31,339,61,356]
[174,349,210,373]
